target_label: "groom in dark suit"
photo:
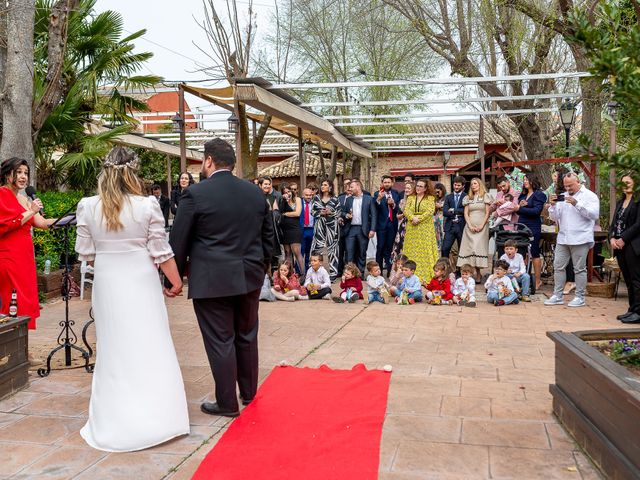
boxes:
[441,175,467,260]
[168,138,274,417]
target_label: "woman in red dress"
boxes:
[0,158,55,329]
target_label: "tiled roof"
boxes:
[258,153,345,178]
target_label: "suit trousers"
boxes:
[375,224,397,271]
[337,232,347,276]
[616,246,640,313]
[346,227,369,273]
[193,288,260,411]
[300,226,314,273]
[442,223,464,259]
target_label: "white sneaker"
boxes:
[567,297,586,308]
[323,293,332,300]
[544,295,564,306]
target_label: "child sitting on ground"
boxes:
[422,259,454,305]
[389,254,408,287]
[452,263,477,307]
[390,260,423,304]
[304,254,332,300]
[484,259,519,306]
[493,193,518,229]
[365,261,389,304]
[500,239,531,302]
[333,262,364,303]
[271,261,308,301]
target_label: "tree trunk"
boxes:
[0,8,7,131]
[514,115,553,187]
[0,0,36,173]
[329,145,338,182]
[248,113,272,178]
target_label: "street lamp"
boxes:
[608,100,619,221]
[559,99,576,156]
[443,150,451,179]
[171,113,183,133]
[227,113,239,133]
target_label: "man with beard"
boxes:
[373,175,400,276]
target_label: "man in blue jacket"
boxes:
[373,175,400,276]
[442,176,467,262]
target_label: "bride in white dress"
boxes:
[75,147,189,452]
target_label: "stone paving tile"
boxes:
[10,446,107,480]
[489,446,583,479]
[462,419,551,449]
[0,412,26,429]
[440,395,492,418]
[0,390,50,413]
[0,415,85,444]
[16,393,89,418]
[0,442,55,477]
[72,451,184,480]
[391,441,490,477]
[382,414,461,444]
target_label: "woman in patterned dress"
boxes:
[402,178,440,282]
[311,180,341,280]
[391,181,415,262]
[434,183,446,254]
[456,177,493,281]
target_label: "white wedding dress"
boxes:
[75,195,189,452]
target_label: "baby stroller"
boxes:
[491,223,536,294]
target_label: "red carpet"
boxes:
[192,364,391,480]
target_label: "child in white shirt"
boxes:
[452,263,477,307]
[485,260,519,306]
[365,261,389,304]
[499,239,531,302]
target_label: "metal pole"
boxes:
[478,116,486,184]
[564,128,570,157]
[298,128,306,189]
[166,155,172,195]
[178,84,187,173]
[609,118,617,221]
[234,99,243,178]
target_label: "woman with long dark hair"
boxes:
[170,171,194,215]
[609,174,640,323]
[0,158,55,329]
[311,179,341,280]
[276,182,305,273]
[514,173,546,289]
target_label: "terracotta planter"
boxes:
[548,328,640,480]
[37,265,81,300]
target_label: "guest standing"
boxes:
[311,180,341,281]
[151,184,170,228]
[512,173,545,289]
[457,177,492,281]
[433,183,446,254]
[490,176,519,223]
[342,180,376,273]
[276,183,305,274]
[373,175,400,276]
[170,172,194,216]
[299,188,315,273]
[0,158,55,329]
[391,182,415,263]
[441,176,467,261]
[545,172,600,308]
[609,174,640,323]
[402,178,440,282]
[336,182,351,277]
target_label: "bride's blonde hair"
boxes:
[98,147,144,231]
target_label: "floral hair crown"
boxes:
[103,151,140,170]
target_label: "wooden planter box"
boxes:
[548,328,640,480]
[0,316,29,401]
[37,265,81,300]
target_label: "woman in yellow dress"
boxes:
[402,178,440,282]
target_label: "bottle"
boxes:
[9,289,18,317]
[44,259,51,275]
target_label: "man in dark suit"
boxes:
[299,187,315,273]
[441,176,467,262]
[342,179,376,273]
[373,175,400,276]
[336,179,351,276]
[168,138,274,417]
[151,184,170,228]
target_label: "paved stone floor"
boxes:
[0,283,626,479]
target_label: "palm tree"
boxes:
[33,0,162,190]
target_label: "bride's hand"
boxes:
[169,284,183,296]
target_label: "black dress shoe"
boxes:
[239,395,253,406]
[201,402,239,417]
[621,313,640,324]
[617,311,633,321]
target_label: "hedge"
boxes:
[33,190,85,272]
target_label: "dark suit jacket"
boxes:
[156,195,170,227]
[169,171,274,299]
[337,193,350,238]
[609,198,640,255]
[442,191,467,232]
[373,189,401,230]
[341,194,377,236]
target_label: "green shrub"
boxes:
[33,190,85,270]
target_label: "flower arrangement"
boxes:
[609,339,640,366]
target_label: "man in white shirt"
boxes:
[545,173,600,307]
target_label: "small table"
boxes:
[0,316,30,400]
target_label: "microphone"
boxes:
[25,186,43,215]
